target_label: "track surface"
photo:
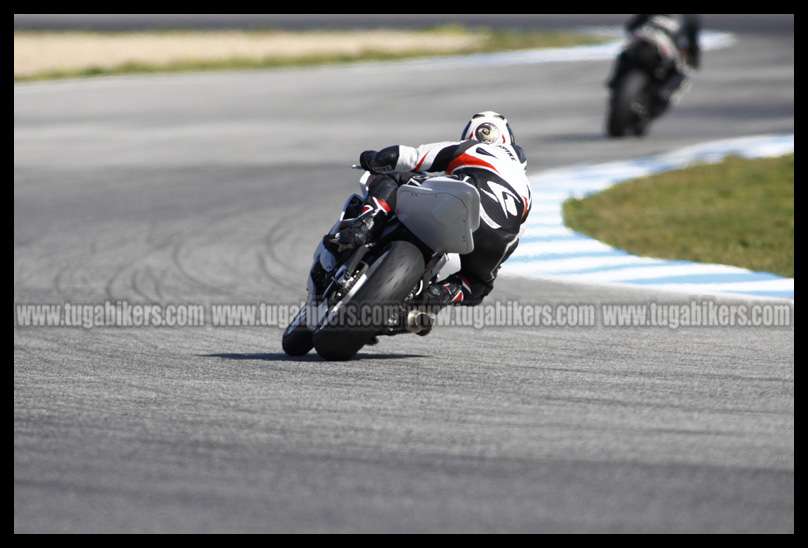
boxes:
[14,16,794,532]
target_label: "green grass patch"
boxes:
[562,154,794,277]
[14,27,606,82]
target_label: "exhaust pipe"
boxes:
[406,310,434,336]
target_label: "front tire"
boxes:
[313,241,425,361]
[282,307,313,356]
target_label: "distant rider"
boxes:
[324,111,532,309]
[609,14,702,115]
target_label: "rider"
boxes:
[323,111,532,308]
[610,14,702,114]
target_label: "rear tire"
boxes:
[607,70,650,138]
[313,241,425,361]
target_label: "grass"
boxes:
[14,26,607,82]
[562,154,794,277]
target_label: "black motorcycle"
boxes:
[606,29,689,138]
[282,170,480,361]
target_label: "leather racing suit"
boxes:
[338,138,532,307]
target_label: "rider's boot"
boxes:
[424,278,468,308]
[403,276,470,337]
[418,275,471,311]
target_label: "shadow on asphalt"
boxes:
[201,352,429,362]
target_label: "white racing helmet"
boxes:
[460,111,516,146]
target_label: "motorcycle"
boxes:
[282,169,481,361]
[606,27,690,138]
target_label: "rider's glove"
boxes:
[359,150,378,172]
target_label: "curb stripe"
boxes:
[623,272,783,285]
[502,134,795,301]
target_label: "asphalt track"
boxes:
[14,16,794,532]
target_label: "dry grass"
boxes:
[14,28,604,81]
[14,30,481,78]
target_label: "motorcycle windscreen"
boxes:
[395,177,481,255]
